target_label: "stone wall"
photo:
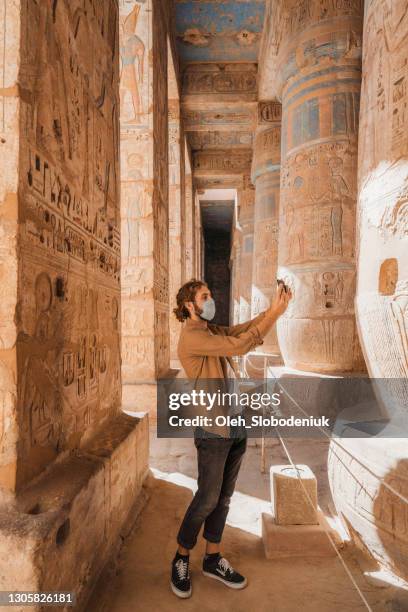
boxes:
[0,0,150,606]
[0,0,122,492]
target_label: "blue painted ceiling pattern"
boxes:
[175,0,265,63]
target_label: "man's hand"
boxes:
[266,283,293,319]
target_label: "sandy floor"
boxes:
[87,426,408,612]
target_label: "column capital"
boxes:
[258,0,363,100]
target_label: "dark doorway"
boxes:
[201,197,234,326]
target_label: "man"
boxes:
[170,279,292,598]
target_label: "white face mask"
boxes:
[198,297,216,321]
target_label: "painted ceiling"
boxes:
[177,0,264,223]
[175,0,265,63]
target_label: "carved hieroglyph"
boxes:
[188,131,254,150]
[0,0,121,490]
[183,107,257,131]
[267,0,365,372]
[329,0,408,584]
[120,0,170,401]
[193,151,253,176]
[182,63,258,100]
[251,101,282,354]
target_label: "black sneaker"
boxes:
[202,553,247,589]
[171,554,192,598]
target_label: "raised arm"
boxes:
[187,305,289,357]
[208,310,269,338]
[201,284,292,354]
[185,325,266,358]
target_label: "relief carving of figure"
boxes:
[20,273,63,451]
[286,204,305,261]
[328,156,352,205]
[328,155,352,255]
[32,31,66,163]
[120,2,146,123]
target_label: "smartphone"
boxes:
[277,278,288,293]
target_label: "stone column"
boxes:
[230,220,242,325]
[180,132,187,285]
[237,176,255,323]
[184,170,194,280]
[0,0,19,496]
[0,0,149,601]
[120,0,170,408]
[251,100,282,354]
[168,99,183,365]
[1,0,123,492]
[267,0,365,373]
[193,191,202,278]
[328,0,408,586]
[355,0,408,378]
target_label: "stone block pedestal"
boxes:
[271,464,318,525]
[264,459,342,558]
[262,511,342,559]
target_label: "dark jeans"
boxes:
[176,429,247,550]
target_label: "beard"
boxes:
[193,301,204,319]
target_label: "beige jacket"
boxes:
[178,311,269,379]
[177,311,273,437]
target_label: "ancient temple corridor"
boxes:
[0,0,407,610]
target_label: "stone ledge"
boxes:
[262,510,343,559]
[0,412,149,612]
